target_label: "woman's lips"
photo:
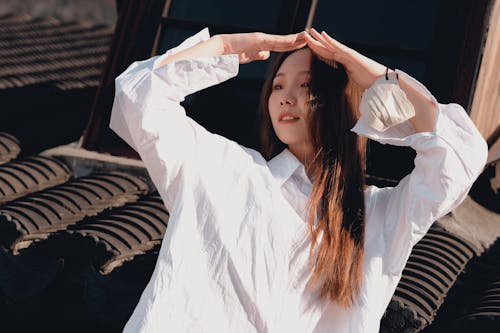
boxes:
[279,112,300,123]
[279,118,299,124]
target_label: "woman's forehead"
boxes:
[275,49,312,76]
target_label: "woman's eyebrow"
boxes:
[274,70,311,78]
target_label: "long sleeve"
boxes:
[112,29,328,333]
[109,28,240,209]
[352,70,488,275]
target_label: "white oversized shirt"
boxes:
[110,28,488,333]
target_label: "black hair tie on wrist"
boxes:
[385,67,399,81]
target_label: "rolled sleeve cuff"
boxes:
[351,75,487,179]
[351,69,439,146]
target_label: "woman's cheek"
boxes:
[268,95,279,119]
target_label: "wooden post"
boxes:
[81,0,167,156]
[469,0,500,141]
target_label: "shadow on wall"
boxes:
[0,0,116,25]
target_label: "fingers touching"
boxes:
[304,31,330,59]
[305,28,344,61]
[240,29,346,64]
[264,31,307,52]
[315,29,345,52]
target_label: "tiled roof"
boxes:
[380,224,476,332]
[0,132,21,164]
[426,237,500,332]
[462,243,500,324]
[0,154,71,204]
[67,195,168,274]
[0,171,148,254]
[0,14,112,90]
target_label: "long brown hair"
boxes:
[259,48,367,307]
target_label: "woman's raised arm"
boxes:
[158,31,307,67]
[110,29,305,209]
[305,28,437,133]
[305,28,487,277]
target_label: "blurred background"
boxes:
[0,0,116,24]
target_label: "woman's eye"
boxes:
[272,84,282,90]
[301,82,310,88]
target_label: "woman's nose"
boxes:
[280,94,296,106]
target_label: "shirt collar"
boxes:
[268,148,307,187]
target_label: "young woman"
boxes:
[110,28,487,332]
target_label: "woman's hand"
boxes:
[304,28,386,89]
[305,28,438,132]
[218,31,307,64]
[158,31,307,67]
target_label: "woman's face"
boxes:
[268,48,313,156]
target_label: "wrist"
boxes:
[212,34,231,55]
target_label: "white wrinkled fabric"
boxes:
[358,73,417,132]
[110,28,488,333]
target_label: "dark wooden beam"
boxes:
[425,0,493,107]
[81,0,167,156]
[276,0,312,33]
[452,0,494,111]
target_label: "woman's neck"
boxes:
[288,143,316,180]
